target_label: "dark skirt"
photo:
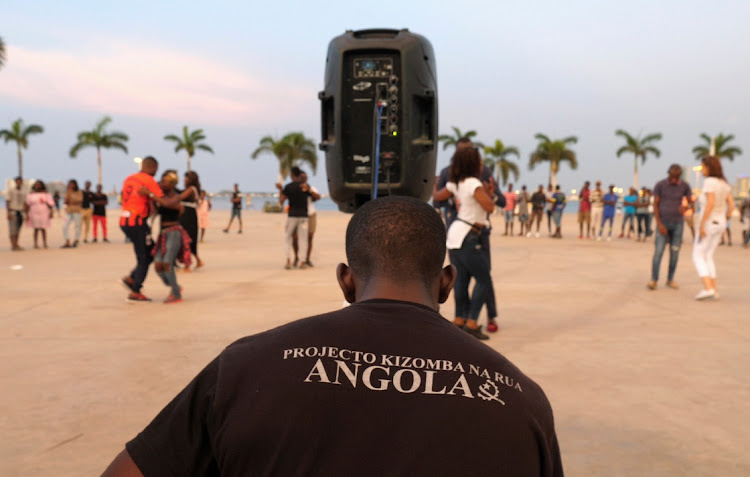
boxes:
[180,207,199,256]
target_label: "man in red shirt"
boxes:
[120,156,179,302]
[502,184,517,236]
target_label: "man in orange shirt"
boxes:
[120,156,179,302]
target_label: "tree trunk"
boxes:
[17,144,23,178]
[549,163,557,189]
[633,156,639,190]
[187,153,192,172]
[97,147,103,186]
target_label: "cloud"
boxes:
[0,43,315,125]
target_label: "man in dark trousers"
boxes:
[102,196,563,477]
[223,183,243,234]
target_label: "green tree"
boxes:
[692,133,742,161]
[69,116,129,186]
[0,36,6,70]
[164,126,214,172]
[0,119,44,178]
[438,126,484,150]
[483,139,520,186]
[528,134,578,189]
[251,132,318,184]
[615,129,662,189]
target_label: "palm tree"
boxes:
[69,117,129,186]
[164,126,214,172]
[438,126,484,150]
[483,139,520,186]
[251,132,318,184]
[0,36,6,70]
[0,119,44,178]
[692,133,742,161]
[528,134,578,189]
[615,130,662,189]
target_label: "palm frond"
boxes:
[196,144,214,154]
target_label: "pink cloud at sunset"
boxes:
[0,43,316,125]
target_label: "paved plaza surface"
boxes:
[1,210,748,476]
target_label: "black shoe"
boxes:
[83,239,88,244]
[238,230,242,234]
[103,238,110,243]
[223,229,229,234]
[463,325,490,340]
[92,238,98,243]
[293,258,299,267]
[305,260,314,267]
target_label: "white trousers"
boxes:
[692,219,725,278]
[285,217,308,261]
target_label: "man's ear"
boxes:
[336,263,356,304]
[438,264,456,304]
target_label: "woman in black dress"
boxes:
[179,171,203,271]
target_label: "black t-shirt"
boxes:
[283,182,309,217]
[531,191,547,211]
[81,190,95,209]
[92,192,108,216]
[231,191,242,210]
[126,300,563,476]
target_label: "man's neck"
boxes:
[356,279,436,311]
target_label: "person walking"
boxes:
[178,170,203,271]
[153,170,191,304]
[577,181,592,239]
[550,185,566,238]
[741,196,750,247]
[91,184,109,243]
[297,171,320,267]
[6,176,26,251]
[61,179,83,248]
[120,156,179,302]
[280,167,311,270]
[692,156,735,300]
[223,183,243,234]
[197,190,211,244]
[647,164,692,290]
[53,190,61,217]
[80,180,95,243]
[24,180,54,249]
[598,185,618,241]
[635,188,650,242]
[433,147,495,340]
[590,181,604,237]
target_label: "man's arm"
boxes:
[308,187,321,202]
[653,196,666,235]
[101,449,143,477]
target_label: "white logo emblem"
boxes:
[353,81,372,91]
[478,379,506,405]
[353,155,370,163]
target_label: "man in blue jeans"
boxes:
[648,164,692,290]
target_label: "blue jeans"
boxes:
[599,215,614,236]
[479,227,497,320]
[154,229,182,298]
[621,212,636,234]
[449,233,492,321]
[651,221,684,282]
[552,210,563,227]
[121,223,154,293]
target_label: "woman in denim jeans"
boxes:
[152,170,191,304]
[433,147,496,340]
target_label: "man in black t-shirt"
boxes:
[530,185,547,237]
[223,183,243,234]
[279,166,311,270]
[91,184,109,242]
[81,180,95,243]
[102,196,564,477]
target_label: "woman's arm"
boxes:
[473,185,495,213]
[726,194,735,219]
[432,180,454,202]
[699,192,715,239]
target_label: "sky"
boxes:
[1,0,749,195]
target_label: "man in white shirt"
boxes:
[6,177,27,251]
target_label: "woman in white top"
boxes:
[433,147,496,340]
[692,156,735,300]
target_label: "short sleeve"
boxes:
[146,177,165,198]
[282,184,292,196]
[126,358,220,476]
[445,182,457,194]
[702,179,717,194]
[464,177,483,193]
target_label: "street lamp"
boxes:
[134,157,143,171]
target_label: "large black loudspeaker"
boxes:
[319,29,438,212]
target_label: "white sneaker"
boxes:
[526,232,531,238]
[596,236,602,241]
[535,232,540,238]
[606,237,611,242]
[694,289,716,301]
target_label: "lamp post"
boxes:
[134,157,143,171]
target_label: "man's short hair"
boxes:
[290,166,302,178]
[346,196,446,284]
[142,156,158,168]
